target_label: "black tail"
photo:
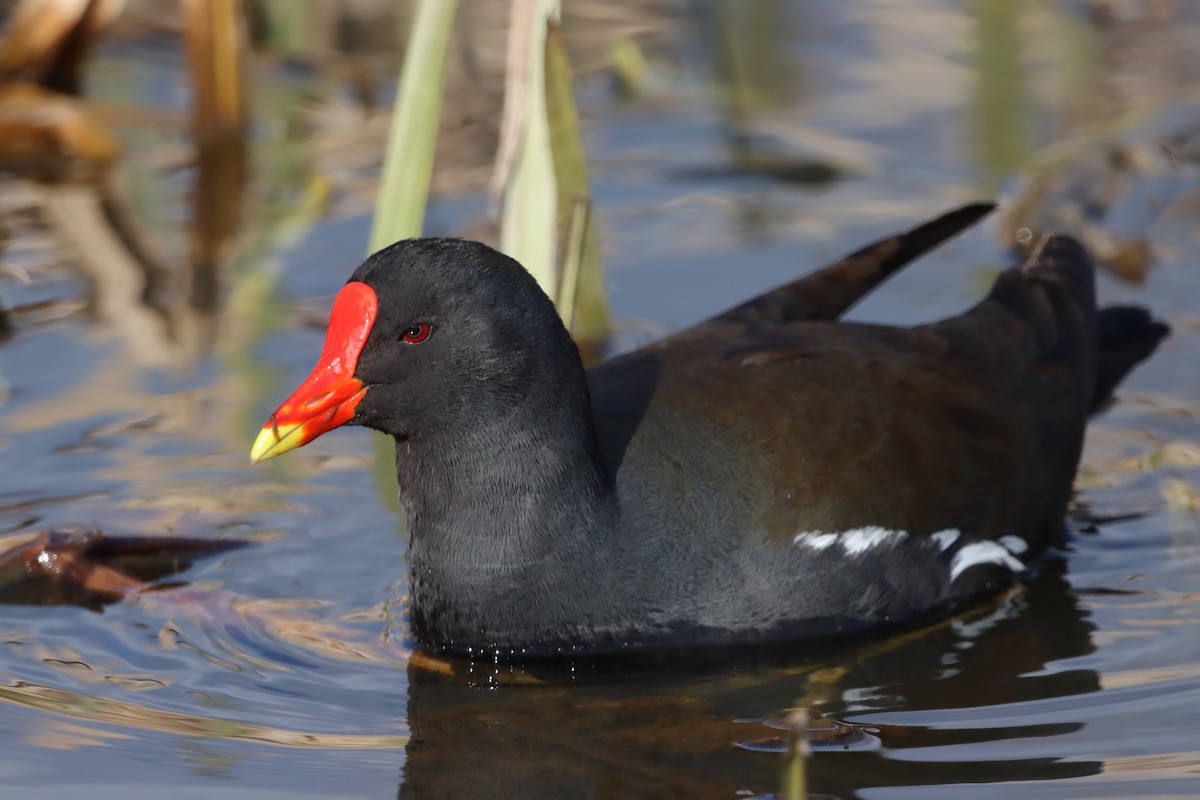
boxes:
[1091,306,1170,414]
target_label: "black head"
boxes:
[250,238,591,460]
[352,238,587,440]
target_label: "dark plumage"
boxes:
[252,204,1168,659]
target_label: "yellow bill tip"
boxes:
[250,422,302,464]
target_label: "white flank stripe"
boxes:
[950,541,1025,581]
[840,527,907,555]
[794,527,907,554]
[794,532,838,550]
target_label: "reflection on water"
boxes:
[397,570,1107,799]
[1,1,1199,798]
[0,681,408,749]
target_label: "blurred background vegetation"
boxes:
[2,0,1195,362]
[0,0,688,355]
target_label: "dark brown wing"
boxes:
[586,204,997,478]
[589,234,1099,551]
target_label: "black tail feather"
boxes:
[1091,306,1170,414]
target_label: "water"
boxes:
[1,1,1198,797]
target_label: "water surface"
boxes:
[1,1,1198,798]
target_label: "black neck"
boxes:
[394,365,627,654]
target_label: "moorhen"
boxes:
[251,204,1168,658]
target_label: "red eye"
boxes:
[402,323,432,344]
